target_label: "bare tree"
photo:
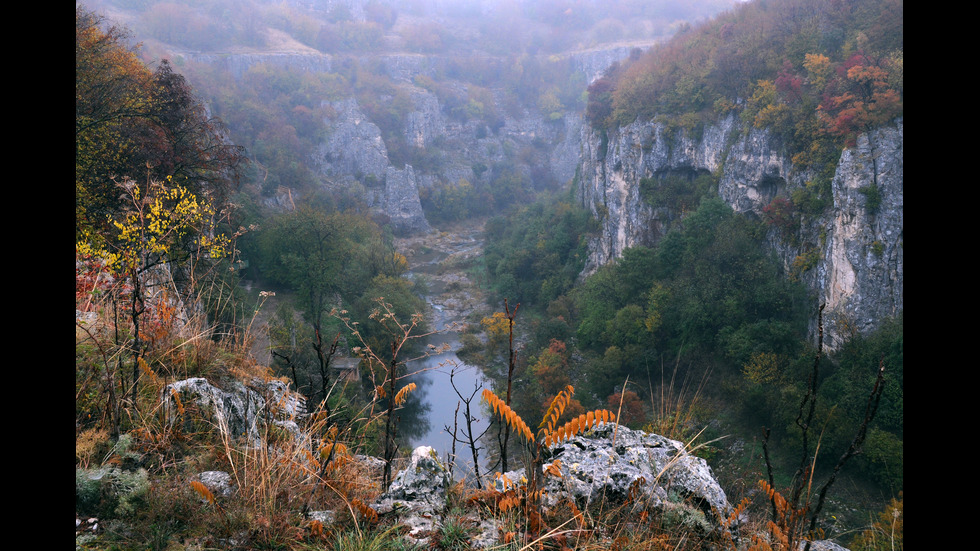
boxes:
[762,305,887,550]
[444,364,491,488]
[498,299,519,472]
[335,299,450,489]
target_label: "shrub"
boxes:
[851,494,903,551]
[762,196,796,238]
[858,183,883,215]
[75,466,150,519]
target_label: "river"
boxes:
[395,222,494,479]
[246,222,496,479]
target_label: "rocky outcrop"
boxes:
[542,423,729,521]
[312,87,588,234]
[362,428,851,549]
[313,97,433,234]
[372,425,731,546]
[180,42,652,237]
[404,89,445,148]
[563,43,655,83]
[811,125,903,346]
[578,115,903,346]
[373,446,450,517]
[384,165,432,234]
[314,97,390,182]
[161,377,306,446]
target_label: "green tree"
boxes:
[254,207,354,409]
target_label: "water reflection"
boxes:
[396,225,492,480]
[393,371,432,443]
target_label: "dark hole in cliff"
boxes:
[756,174,783,204]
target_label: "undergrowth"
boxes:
[76,253,898,551]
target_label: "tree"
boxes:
[144,60,245,206]
[77,7,153,239]
[256,207,350,410]
[819,53,902,146]
[757,307,887,551]
[607,389,646,427]
[252,206,414,412]
[336,299,448,489]
[76,7,245,241]
[76,175,231,434]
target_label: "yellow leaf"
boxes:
[394,382,417,406]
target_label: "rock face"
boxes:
[542,423,729,521]
[373,446,451,516]
[312,97,433,235]
[371,446,474,544]
[314,97,390,183]
[372,425,731,546]
[814,126,903,344]
[578,116,903,346]
[186,46,644,236]
[384,165,432,235]
[161,377,306,445]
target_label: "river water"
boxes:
[396,223,494,479]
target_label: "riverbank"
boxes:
[395,219,491,331]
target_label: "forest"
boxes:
[76,1,902,550]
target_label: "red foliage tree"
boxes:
[819,53,902,146]
[607,390,646,427]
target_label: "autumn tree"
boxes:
[818,52,903,146]
[530,339,572,399]
[76,176,231,435]
[76,7,244,242]
[77,9,246,435]
[607,389,647,427]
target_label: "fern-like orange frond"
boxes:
[352,498,379,523]
[319,442,350,460]
[190,480,215,505]
[545,409,616,447]
[499,494,520,512]
[724,497,751,529]
[539,385,574,435]
[168,387,186,417]
[567,497,585,528]
[545,458,563,478]
[483,388,534,444]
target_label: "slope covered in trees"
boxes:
[80,0,739,228]
[76,7,246,242]
[479,0,903,522]
[586,0,902,177]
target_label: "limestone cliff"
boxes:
[182,46,641,235]
[578,115,903,347]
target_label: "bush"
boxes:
[859,183,883,215]
[76,466,150,519]
[762,196,796,238]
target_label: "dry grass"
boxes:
[75,260,878,551]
